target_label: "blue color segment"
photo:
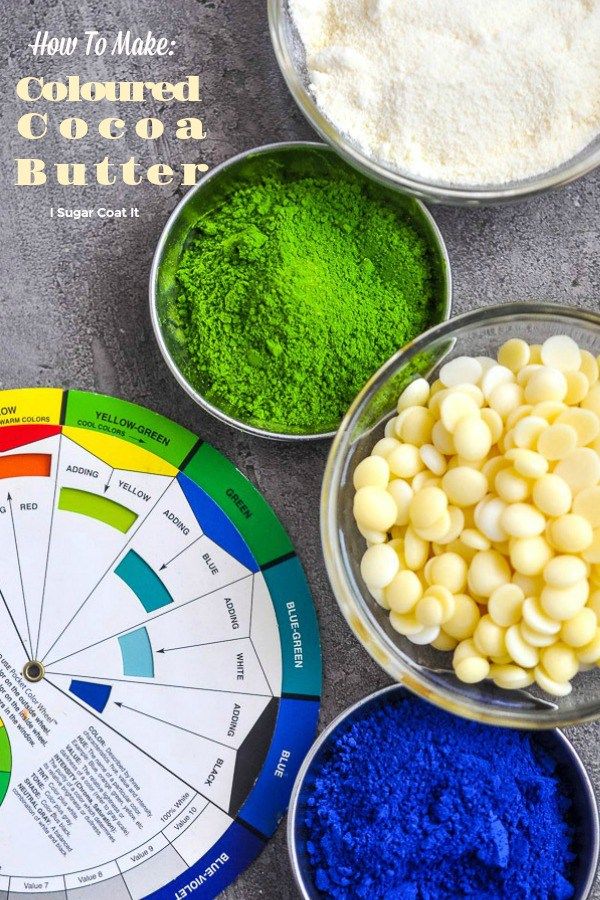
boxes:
[262,556,322,698]
[118,627,154,678]
[238,697,320,838]
[177,473,258,573]
[69,679,112,713]
[143,821,264,900]
[116,550,173,613]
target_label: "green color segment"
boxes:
[0,771,9,805]
[59,487,138,533]
[0,724,11,774]
[64,390,198,467]
[184,443,292,567]
[115,550,173,613]
[0,721,10,806]
[169,169,439,433]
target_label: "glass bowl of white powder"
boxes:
[269,0,600,205]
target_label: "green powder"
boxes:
[172,170,442,433]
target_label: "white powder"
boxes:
[289,0,600,185]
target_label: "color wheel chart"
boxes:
[0,389,321,899]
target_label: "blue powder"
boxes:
[303,695,576,899]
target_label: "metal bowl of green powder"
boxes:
[150,142,451,440]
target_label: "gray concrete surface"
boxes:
[1,0,600,897]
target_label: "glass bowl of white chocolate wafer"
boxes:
[322,303,600,728]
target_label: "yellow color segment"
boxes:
[0,388,63,426]
[63,427,178,477]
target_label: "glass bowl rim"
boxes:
[321,303,600,729]
[268,0,600,205]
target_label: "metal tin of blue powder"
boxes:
[288,686,599,900]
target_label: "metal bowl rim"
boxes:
[287,683,600,900]
[149,140,452,441]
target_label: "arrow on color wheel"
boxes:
[103,469,114,493]
[113,700,235,749]
[157,636,243,654]
[7,493,33,655]
[160,535,202,570]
